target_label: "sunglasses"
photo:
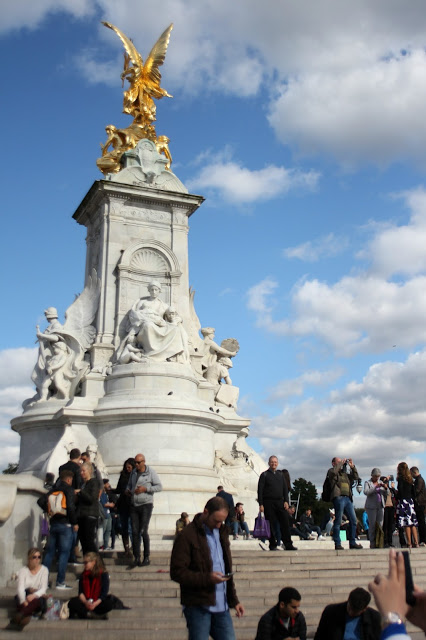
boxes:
[32,555,41,559]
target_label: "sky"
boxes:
[2,0,426,502]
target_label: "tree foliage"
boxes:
[291,476,330,525]
[2,462,18,474]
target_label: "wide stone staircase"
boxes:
[2,544,426,639]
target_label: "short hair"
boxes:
[103,478,109,484]
[60,469,74,481]
[269,455,278,463]
[348,587,371,613]
[80,452,89,460]
[217,485,223,491]
[306,507,312,511]
[44,472,55,483]
[69,448,81,459]
[205,496,229,514]
[80,462,93,477]
[279,587,301,604]
[411,466,419,474]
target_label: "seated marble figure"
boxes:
[120,281,189,363]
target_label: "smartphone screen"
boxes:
[223,572,234,578]
[400,550,416,606]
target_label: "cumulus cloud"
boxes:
[283,233,348,262]
[268,49,426,168]
[248,189,426,355]
[0,348,36,471]
[267,368,344,401]
[188,159,319,204]
[252,349,426,487]
[1,0,94,33]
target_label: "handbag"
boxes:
[253,513,271,539]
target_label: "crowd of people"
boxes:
[10,447,426,639]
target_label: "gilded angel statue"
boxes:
[23,270,101,408]
[97,22,173,175]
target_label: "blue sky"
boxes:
[2,0,426,499]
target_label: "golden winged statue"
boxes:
[97,22,173,175]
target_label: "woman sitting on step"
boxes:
[69,552,113,619]
[10,547,49,629]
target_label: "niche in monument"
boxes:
[9,21,266,534]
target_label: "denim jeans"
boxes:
[232,521,250,537]
[43,520,74,584]
[130,503,153,559]
[332,496,357,546]
[183,607,236,640]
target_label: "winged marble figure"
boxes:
[23,270,101,408]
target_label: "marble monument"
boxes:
[2,22,265,583]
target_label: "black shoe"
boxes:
[269,547,280,551]
[285,545,298,551]
[137,558,143,567]
[141,557,150,566]
[350,543,363,549]
[127,558,140,569]
[335,545,344,550]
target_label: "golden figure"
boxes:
[97,22,173,175]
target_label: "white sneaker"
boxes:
[318,535,326,541]
[56,583,72,590]
[308,534,316,540]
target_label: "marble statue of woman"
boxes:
[124,281,189,362]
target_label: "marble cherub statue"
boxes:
[200,327,239,370]
[203,357,239,408]
[23,270,101,408]
[97,22,173,175]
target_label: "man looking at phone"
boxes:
[327,457,363,550]
[314,587,380,640]
[170,496,244,639]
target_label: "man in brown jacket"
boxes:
[170,496,244,639]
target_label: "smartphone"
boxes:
[223,572,234,578]
[400,550,416,606]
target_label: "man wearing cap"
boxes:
[363,468,388,549]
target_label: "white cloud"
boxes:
[0,348,36,471]
[246,277,279,314]
[252,349,426,487]
[0,0,94,33]
[268,50,426,168]
[248,189,426,355]
[283,233,348,262]
[188,159,319,204]
[267,368,343,400]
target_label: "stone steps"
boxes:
[2,548,426,639]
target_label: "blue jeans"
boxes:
[332,496,357,546]
[43,520,74,584]
[183,607,236,640]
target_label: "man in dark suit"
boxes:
[314,587,381,640]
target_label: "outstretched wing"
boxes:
[102,21,143,72]
[144,23,173,93]
[63,269,101,350]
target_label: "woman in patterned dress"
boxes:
[396,461,419,548]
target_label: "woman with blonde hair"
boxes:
[10,548,48,629]
[68,552,113,619]
[396,461,418,547]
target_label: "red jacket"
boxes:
[170,513,239,608]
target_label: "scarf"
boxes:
[82,570,102,601]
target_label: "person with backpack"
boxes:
[42,469,78,590]
[325,457,363,551]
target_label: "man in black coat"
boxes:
[255,586,306,639]
[216,485,235,529]
[257,456,296,551]
[411,466,426,545]
[314,587,381,640]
